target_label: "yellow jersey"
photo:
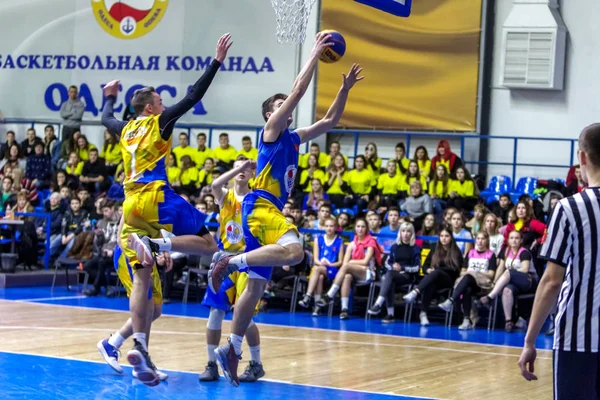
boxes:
[101,143,122,165]
[450,179,475,197]
[325,170,349,195]
[213,146,238,164]
[217,189,245,253]
[417,159,432,179]
[180,168,199,186]
[299,169,327,193]
[377,173,403,195]
[429,179,449,198]
[194,147,214,168]
[167,166,181,184]
[120,115,171,192]
[172,145,197,165]
[237,147,258,161]
[198,168,213,186]
[347,169,376,195]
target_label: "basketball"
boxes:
[319,30,346,63]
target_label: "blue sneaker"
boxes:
[97,338,123,374]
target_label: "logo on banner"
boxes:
[92,0,169,40]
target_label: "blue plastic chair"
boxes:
[511,177,538,202]
[480,175,512,197]
[333,207,355,217]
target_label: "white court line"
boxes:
[0,324,552,360]
[14,295,87,302]
[0,298,550,352]
[0,348,438,400]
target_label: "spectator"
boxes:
[376,160,402,208]
[366,210,382,235]
[25,142,51,188]
[413,145,431,180]
[337,211,353,233]
[237,136,258,160]
[0,130,17,160]
[364,142,382,178]
[77,188,94,215]
[61,197,90,257]
[324,141,348,168]
[484,213,505,256]
[300,143,328,169]
[492,193,512,226]
[567,164,586,194]
[83,201,119,297]
[399,161,427,198]
[43,125,61,166]
[196,200,207,213]
[303,178,329,213]
[519,193,545,222]
[197,158,214,189]
[311,203,332,231]
[58,129,81,167]
[369,222,421,322]
[193,132,214,168]
[443,207,458,228]
[298,217,345,315]
[59,85,85,140]
[543,192,563,222]
[450,211,473,256]
[100,130,121,176]
[394,142,410,175]
[52,170,69,192]
[166,152,181,187]
[13,169,38,206]
[21,128,43,158]
[447,166,478,211]
[430,139,463,177]
[325,154,349,209]
[429,164,450,219]
[76,135,97,162]
[172,132,196,165]
[344,155,375,211]
[466,204,486,234]
[403,227,463,326]
[438,231,497,330]
[297,154,327,203]
[43,192,65,257]
[400,181,432,231]
[477,230,539,333]
[176,155,199,196]
[416,213,438,251]
[504,200,546,254]
[0,176,16,211]
[80,148,108,194]
[0,144,27,172]
[379,207,402,251]
[316,218,383,320]
[107,170,125,202]
[59,187,72,207]
[66,152,84,177]
[213,132,237,169]
[14,190,34,216]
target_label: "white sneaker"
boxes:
[458,318,474,330]
[403,290,418,304]
[515,316,528,330]
[438,299,453,312]
[133,368,168,381]
[97,338,123,374]
[419,312,430,326]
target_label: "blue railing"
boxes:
[0,212,51,270]
[1,118,577,187]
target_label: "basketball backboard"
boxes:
[354,0,412,17]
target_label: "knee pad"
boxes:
[206,308,226,330]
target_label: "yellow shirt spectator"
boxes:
[198,168,213,187]
[167,167,181,184]
[365,157,382,178]
[299,152,329,169]
[66,161,84,176]
[450,179,475,197]
[395,157,410,174]
[326,170,349,195]
[194,147,214,168]
[180,167,199,186]
[429,179,451,199]
[347,169,376,195]
[213,145,238,165]
[172,145,197,165]
[399,175,428,196]
[323,153,348,168]
[237,147,258,161]
[77,144,97,162]
[101,143,122,165]
[417,159,432,179]
[299,169,327,193]
[377,173,403,195]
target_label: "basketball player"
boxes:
[209,32,364,386]
[518,124,600,399]
[100,33,232,386]
[199,155,265,383]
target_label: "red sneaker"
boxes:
[214,338,242,387]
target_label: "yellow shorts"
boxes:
[202,268,260,314]
[114,245,163,305]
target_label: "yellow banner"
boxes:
[317,0,482,131]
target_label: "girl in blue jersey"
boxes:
[298,217,344,315]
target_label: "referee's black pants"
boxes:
[554,350,600,400]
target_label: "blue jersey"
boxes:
[252,128,301,210]
[317,235,343,264]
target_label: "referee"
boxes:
[518,123,600,399]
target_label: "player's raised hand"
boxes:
[240,160,257,172]
[215,33,233,63]
[103,80,120,97]
[342,63,364,90]
[311,32,334,58]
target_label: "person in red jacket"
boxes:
[430,140,463,178]
[503,200,546,273]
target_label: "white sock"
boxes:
[375,296,385,307]
[132,332,147,351]
[341,297,349,310]
[249,345,261,364]
[387,307,394,316]
[207,344,217,362]
[230,333,243,356]
[229,254,248,268]
[108,332,125,349]
[327,284,340,298]
[314,294,321,303]
[150,237,172,251]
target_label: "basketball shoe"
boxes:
[127,339,159,387]
[214,338,242,387]
[208,252,239,294]
[97,338,123,374]
[198,361,219,382]
[239,361,265,382]
[127,233,158,268]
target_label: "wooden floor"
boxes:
[0,300,552,399]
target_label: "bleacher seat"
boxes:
[333,208,355,217]
[480,175,512,199]
[510,177,538,203]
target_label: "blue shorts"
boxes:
[326,267,338,281]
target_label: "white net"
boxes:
[270,0,317,45]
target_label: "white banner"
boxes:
[0,0,299,126]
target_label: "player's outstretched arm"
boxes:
[159,34,233,134]
[211,160,256,204]
[297,63,364,144]
[101,80,128,136]
[263,32,333,142]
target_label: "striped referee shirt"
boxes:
[539,187,600,352]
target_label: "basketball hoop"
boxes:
[270,0,317,45]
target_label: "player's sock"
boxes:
[249,345,261,364]
[341,297,349,310]
[387,307,395,316]
[230,333,244,356]
[150,237,172,252]
[314,294,321,303]
[229,254,248,268]
[132,332,148,351]
[375,296,385,307]
[108,332,125,349]
[207,344,217,362]
[327,284,340,298]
